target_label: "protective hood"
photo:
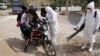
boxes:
[87,1,95,10]
[45,6,54,14]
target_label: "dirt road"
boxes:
[0,10,100,56]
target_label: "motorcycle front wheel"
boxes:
[43,40,56,56]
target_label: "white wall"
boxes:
[56,6,82,11]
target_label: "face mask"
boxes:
[87,9,92,13]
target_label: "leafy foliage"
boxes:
[0,0,3,3]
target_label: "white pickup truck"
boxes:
[0,3,7,10]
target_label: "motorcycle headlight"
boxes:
[44,31,48,35]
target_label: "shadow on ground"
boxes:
[4,37,46,56]
[3,37,100,56]
[93,43,100,50]
[56,43,96,56]
[68,11,82,25]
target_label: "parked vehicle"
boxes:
[0,3,7,10]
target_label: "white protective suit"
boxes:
[77,1,100,43]
[45,6,58,43]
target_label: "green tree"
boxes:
[20,0,29,7]
[0,0,3,2]
[94,0,100,8]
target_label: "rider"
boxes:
[17,5,27,27]
[20,6,37,39]
[28,8,48,33]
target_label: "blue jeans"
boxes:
[20,23,31,38]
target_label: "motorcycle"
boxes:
[23,19,56,56]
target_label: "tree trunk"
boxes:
[66,0,69,11]
[66,0,69,14]
[59,0,61,11]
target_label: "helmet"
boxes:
[26,6,37,14]
[28,5,37,11]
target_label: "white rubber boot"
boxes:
[81,43,87,50]
[88,43,94,52]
